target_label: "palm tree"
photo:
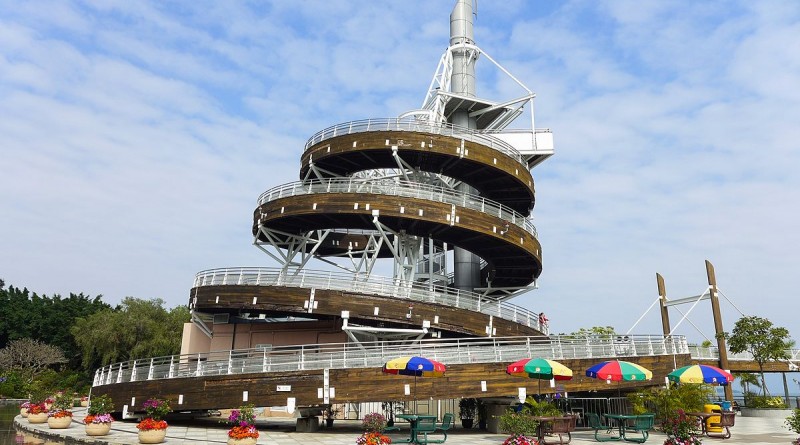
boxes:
[734,372,761,395]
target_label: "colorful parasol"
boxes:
[382,356,446,377]
[585,360,653,382]
[507,358,573,380]
[668,364,734,385]
[383,356,446,412]
[507,357,573,397]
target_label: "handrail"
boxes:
[93,334,690,387]
[686,344,800,363]
[256,178,537,236]
[304,117,524,164]
[191,267,544,332]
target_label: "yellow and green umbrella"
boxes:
[507,358,573,396]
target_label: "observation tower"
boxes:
[96,2,707,422]
[186,0,553,351]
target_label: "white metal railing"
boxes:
[256,178,537,236]
[93,334,689,386]
[192,267,544,332]
[304,117,524,164]
[686,344,800,363]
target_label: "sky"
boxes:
[1,0,799,353]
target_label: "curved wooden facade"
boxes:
[191,285,544,338]
[301,131,536,214]
[91,354,692,414]
[253,193,542,288]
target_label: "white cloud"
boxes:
[0,0,798,348]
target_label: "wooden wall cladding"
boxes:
[300,131,536,214]
[93,354,693,414]
[253,192,542,287]
[192,285,545,338]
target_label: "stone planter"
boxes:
[86,422,112,436]
[81,400,89,407]
[47,415,72,429]
[138,428,167,444]
[227,437,257,445]
[740,407,794,418]
[20,407,28,418]
[27,412,49,424]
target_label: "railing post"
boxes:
[228,350,233,375]
[263,349,268,373]
[169,357,175,379]
[116,363,123,384]
[131,360,138,381]
[147,358,154,380]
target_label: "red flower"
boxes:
[137,418,168,430]
[28,404,47,415]
[228,424,259,439]
[49,410,72,418]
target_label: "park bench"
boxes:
[623,414,654,443]
[706,411,735,439]
[416,413,454,444]
[586,413,620,442]
[540,414,577,444]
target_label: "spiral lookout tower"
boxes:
[192,0,553,347]
[99,2,704,420]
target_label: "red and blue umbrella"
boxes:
[586,360,653,382]
[383,356,446,412]
[668,364,734,385]
[382,356,446,377]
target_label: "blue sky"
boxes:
[1,1,799,353]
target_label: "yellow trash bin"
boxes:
[704,404,722,433]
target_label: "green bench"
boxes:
[416,413,454,444]
[624,414,654,443]
[586,413,621,442]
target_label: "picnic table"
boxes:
[604,414,654,443]
[395,414,438,444]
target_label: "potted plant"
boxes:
[356,412,391,445]
[324,405,341,427]
[786,408,800,445]
[459,398,478,428]
[498,408,540,445]
[47,392,73,429]
[137,398,171,444]
[80,395,90,407]
[662,409,702,445]
[85,394,115,436]
[477,399,488,430]
[19,401,30,418]
[227,404,259,445]
[26,390,49,424]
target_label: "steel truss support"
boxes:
[372,217,422,286]
[253,227,330,276]
[342,316,430,347]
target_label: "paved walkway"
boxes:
[13,407,797,444]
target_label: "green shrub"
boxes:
[88,394,115,415]
[498,410,539,436]
[786,408,800,434]
[520,397,562,417]
[628,382,714,426]
[744,393,787,408]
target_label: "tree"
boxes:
[562,326,616,340]
[723,316,794,395]
[734,372,760,395]
[71,297,190,369]
[0,280,110,368]
[0,338,67,384]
